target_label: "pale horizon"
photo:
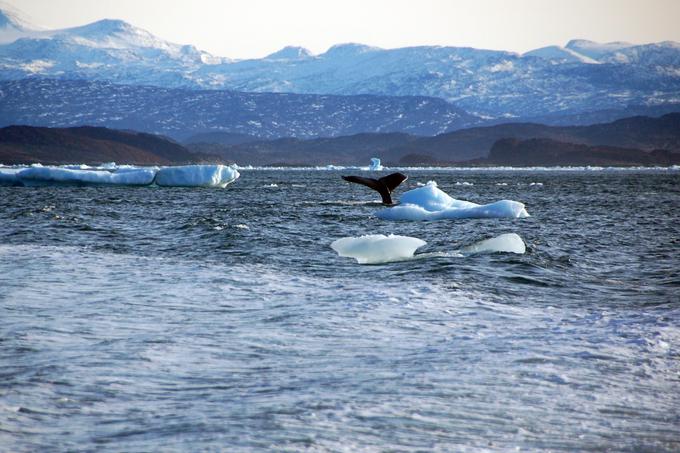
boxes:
[2,0,680,59]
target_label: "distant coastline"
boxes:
[2,112,679,168]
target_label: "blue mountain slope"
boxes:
[0,79,478,139]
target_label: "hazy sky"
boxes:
[3,0,680,59]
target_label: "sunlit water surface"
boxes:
[1,169,679,452]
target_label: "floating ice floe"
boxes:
[0,168,24,186]
[331,234,426,264]
[376,181,529,221]
[155,165,240,188]
[0,164,241,188]
[369,157,383,171]
[331,233,526,264]
[459,233,526,255]
[17,166,158,186]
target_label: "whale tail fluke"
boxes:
[342,172,408,205]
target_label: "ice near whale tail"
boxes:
[376,181,529,220]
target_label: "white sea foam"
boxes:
[376,181,529,221]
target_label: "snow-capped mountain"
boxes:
[522,45,599,64]
[0,78,478,139]
[0,9,225,84]
[565,39,634,60]
[1,8,679,120]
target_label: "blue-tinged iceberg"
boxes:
[1,164,241,187]
[0,167,23,186]
[376,181,529,220]
[17,166,157,186]
[155,165,239,188]
[369,158,383,171]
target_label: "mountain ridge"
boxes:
[1,8,680,119]
[0,125,208,165]
[186,113,680,165]
[0,78,479,140]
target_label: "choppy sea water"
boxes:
[1,169,679,452]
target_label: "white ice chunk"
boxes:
[369,157,383,171]
[17,166,157,186]
[154,165,240,188]
[331,234,426,264]
[377,181,529,220]
[459,233,526,255]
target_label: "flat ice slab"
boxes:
[155,165,240,188]
[17,166,157,186]
[331,234,426,264]
[376,181,529,220]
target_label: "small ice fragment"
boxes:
[331,234,426,264]
[459,233,526,255]
[369,158,383,171]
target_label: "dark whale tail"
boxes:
[342,172,408,205]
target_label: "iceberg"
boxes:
[376,181,529,220]
[369,157,383,171]
[16,166,157,186]
[459,233,526,255]
[0,168,23,186]
[154,165,240,188]
[331,234,426,264]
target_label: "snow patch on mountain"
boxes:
[266,46,314,60]
[565,39,634,60]
[523,45,599,64]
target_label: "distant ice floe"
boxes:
[17,166,157,186]
[0,164,240,188]
[332,233,526,264]
[369,157,383,171]
[376,181,529,221]
[155,165,239,188]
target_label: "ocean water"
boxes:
[1,169,679,452]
